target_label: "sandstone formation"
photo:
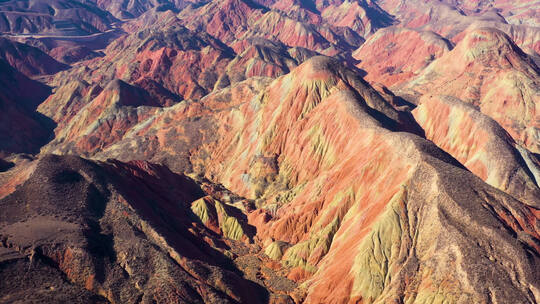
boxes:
[398,28,540,153]
[0,1,539,303]
[353,27,452,87]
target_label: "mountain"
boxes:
[94,0,204,19]
[0,60,54,157]
[0,37,68,77]
[6,56,538,303]
[375,0,540,53]
[0,0,116,36]
[435,0,539,26]
[353,27,453,87]
[398,28,540,153]
[0,154,273,303]
[177,0,386,54]
[0,1,539,303]
[41,79,164,156]
[413,95,540,207]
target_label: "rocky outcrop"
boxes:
[177,0,378,54]
[58,20,234,100]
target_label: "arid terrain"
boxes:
[0,1,539,303]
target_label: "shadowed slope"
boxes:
[0,60,54,157]
[0,154,272,303]
[0,38,68,77]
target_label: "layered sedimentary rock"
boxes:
[217,39,317,88]
[92,22,234,100]
[399,28,540,153]
[0,1,539,303]
[86,57,539,303]
[41,79,164,156]
[318,0,394,37]
[177,0,381,55]
[93,0,199,19]
[413,95,540,207]
[434,0,539,26]
[376,0,540,53]
[353,27,452,87]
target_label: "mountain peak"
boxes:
[461,27,532,65]
[103,79,159,107]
